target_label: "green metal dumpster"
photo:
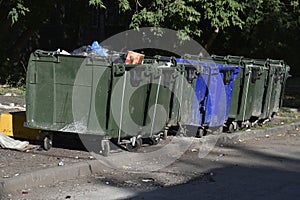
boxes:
[26,50,103,132]
[215,55,268,129]
[269,60,290,114]
[26,50,161,154]
[279,63,291,109]
[260,59,290,120]
[26,50,114,153]
[142,64,179,142]
[107,63,156,150]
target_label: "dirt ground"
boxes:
[3,129,299,200]
[0,96,25,113]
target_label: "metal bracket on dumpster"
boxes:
[144,65,155,77]
[226,55,244,65]
[186,67,196,83]
[33,50,60,63]
[221,70,233,85]
[152,67,162,79]
[162,69,175,87]
[251,68,262,83]
[130,67,145,87]
[176,64,185,73]
[114,64,126,76]
[195,65,204,75]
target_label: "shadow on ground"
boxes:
[123,143,300,200]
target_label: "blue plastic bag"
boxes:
[87,41,108,56]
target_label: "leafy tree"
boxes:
[0,0,299,84]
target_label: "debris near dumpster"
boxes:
[72,41,107,56]
[56,49,70,55]
[71,41,125,63]
[0,103,25,111]
[0,132,29,151]
[125,51,145,64]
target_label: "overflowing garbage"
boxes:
[69,41,139,64]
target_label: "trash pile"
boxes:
[0,132,29,151]
[58,41,145,64]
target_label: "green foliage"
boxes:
[7,0,29,25]
[89,0,105,8]
[1,0,300,86]
[123,0,247,39]
[119,0,131,12]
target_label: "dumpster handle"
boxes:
[130,68,143,87]
[150,76,162,136]
[266,72,275,114]
[242,69,251,121]
[118,72,127,144]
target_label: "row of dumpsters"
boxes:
[23,50,290,156]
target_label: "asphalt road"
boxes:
[5,128,300,200]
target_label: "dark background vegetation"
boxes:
[0,0,299,85]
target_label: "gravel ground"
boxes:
[0,146,93,179]
[0,96,25,113]
[3,129,299,200]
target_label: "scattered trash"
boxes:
[56,49,71,55]
[0,132,29,150]
[21,189,29,194]
[246,129,251,132]
[125,180,138,185]
[65,195,71,199]
[191,148,198,152]
[218,154,225,157]
[142,178,155,183]
[4,93,16,97]
[122,165,131,170]
[89,156,94,160]
[75,156,79,159]
[14,173,20,176]
[238,139,244,143]
[265,134,270,138]
[277,133,284,137]
[105,181,109,185]
[3,175,10,178]
[58,159,64,166]
[0,103,25,111]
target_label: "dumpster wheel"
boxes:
[101,140,110,157]
[228,122,238,133]
[43,134,53,151]
[162,129,168,140]
[148,137,160,145]
[196,128,205,138]
[126,137,142,152]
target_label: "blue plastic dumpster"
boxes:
[175,57,240,135]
